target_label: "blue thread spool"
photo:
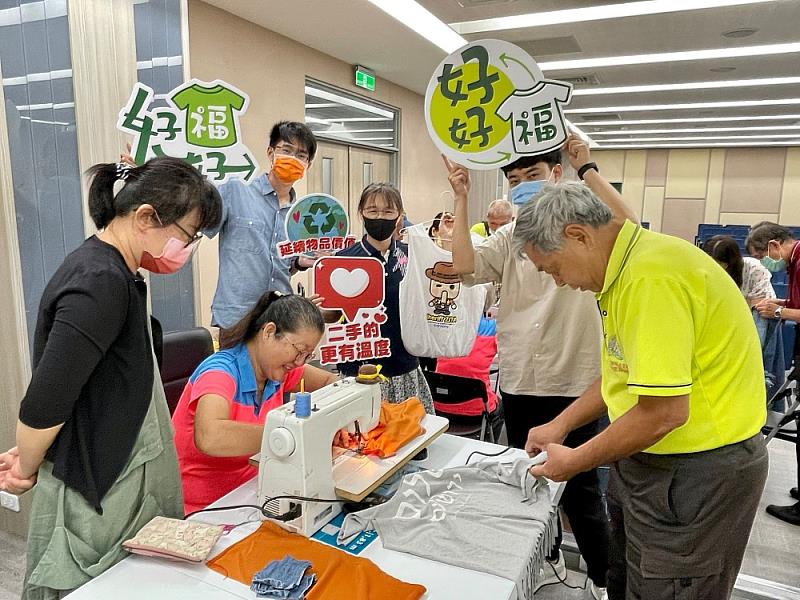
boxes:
[295,392,311,418]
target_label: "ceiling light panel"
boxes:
[597,141,800,149]
[367,0,466,53]
[579,115,800,126]
[572,76,800,96]
[566,98,800,114]
[589,125,800,135]
[599,134,800,142]
[448,0,775,34]
[539,43,800,72]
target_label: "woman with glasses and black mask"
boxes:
[334,183,434,413]
[171,291,338,514]
[0,157,222,600]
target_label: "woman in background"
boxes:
[335,183,434,413]
[703,234,783,402]
[703,234,775,306]
[428,211,455,251]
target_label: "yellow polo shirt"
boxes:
[597,220,766,454]
[470,222,490,238]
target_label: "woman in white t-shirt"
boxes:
[704,235,776,305]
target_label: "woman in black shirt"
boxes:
[0,157,221,599]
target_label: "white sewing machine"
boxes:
[257,377,382,535]
[256,377,450,536]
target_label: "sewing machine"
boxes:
[257,373,451,536]
[257,377,383,535]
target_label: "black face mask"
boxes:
[363,217,397,241]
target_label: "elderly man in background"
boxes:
[470,199,514,238]
[514,181,768,600]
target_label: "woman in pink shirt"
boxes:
[172,292,337,514]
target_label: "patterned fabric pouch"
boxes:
[123,516,224,563]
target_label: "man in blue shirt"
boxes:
[207,121,317,331]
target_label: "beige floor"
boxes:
[0,441,798,599]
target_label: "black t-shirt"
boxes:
[19,236,154,513]
[335,237,418,378]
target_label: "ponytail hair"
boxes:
[86,156,222,230]
[220,291,325,350]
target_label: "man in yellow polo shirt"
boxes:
[512,180,768,600]
[470,199,514,238]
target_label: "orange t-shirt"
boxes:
[207,521,426,600]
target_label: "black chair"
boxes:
[423,371,495,443]
[160,327,215,415]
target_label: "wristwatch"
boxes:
[775,306,783,320]
[577,162,599,181]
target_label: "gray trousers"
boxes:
[607,434,768,600]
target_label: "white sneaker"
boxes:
[534,550,567,591]
[587,579,608,600]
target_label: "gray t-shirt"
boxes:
[338,459,557,600]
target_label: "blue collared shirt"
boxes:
[208,174,296,328]
[189,342,281,414]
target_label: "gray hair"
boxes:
[487,199,513,218]
[512,182,613,256]
[745,221,793,254]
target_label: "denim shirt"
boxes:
[208,174,295,328]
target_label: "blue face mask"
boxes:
[509,173,553,206]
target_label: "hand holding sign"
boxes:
[563,133,592,172]
[314,257,385,322]
[442,155,471,199]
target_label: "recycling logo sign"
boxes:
[278,194,356,259]
[425,39,573,170]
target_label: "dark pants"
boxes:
[607,435,768,600]
[501,390,610,587]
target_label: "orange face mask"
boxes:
[272,154,306,184]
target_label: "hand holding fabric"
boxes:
[525,421,567,456]
[528,443,580,482]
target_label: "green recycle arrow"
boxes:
[499,53,534,80]
[468,151,512,165]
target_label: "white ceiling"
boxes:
[203,0,800,148]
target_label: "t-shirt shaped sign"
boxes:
[425,39,573,170]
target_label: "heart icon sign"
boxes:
[330,268,369,298]
[292,212,301,223]
[314,256,385,321]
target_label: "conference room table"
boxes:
[68,433,564,600]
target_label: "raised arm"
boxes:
[443,155,476,275]
[564,134,639,225]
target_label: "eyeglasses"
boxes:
[273,144,310,163]
[152,210,203,249]
[362,207,399,219]
[281,334,317,364]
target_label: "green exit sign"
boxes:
[355,65,375,92]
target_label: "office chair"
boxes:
[160,327,215,415]
[423,370,495,443]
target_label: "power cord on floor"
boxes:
[535,560,591,592]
